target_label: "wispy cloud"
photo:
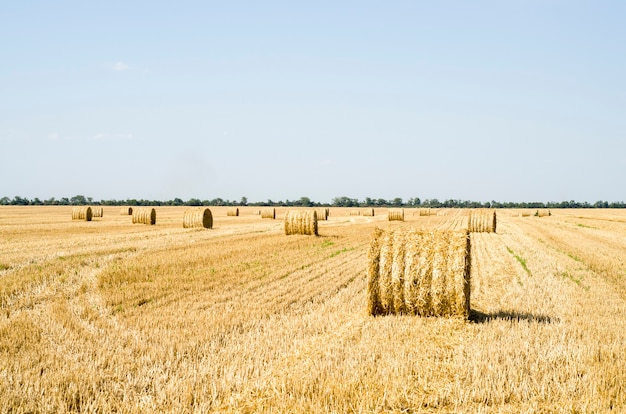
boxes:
[92,132,133,141]
[112,61,129,71]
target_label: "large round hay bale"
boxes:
[72,206,92,221]
[227,208,239,217]
[284,210,318,236]
[183,208,212,229]
[368,228,471,317]
[388,208,404,221]
[120,207,133,215]
[316,208,328,221]
[536,209,551,217]
[468,209,496,233]
[91,207,103,218]
[261,208,276,219]
[362,208,375,217]
[132,208,156,225]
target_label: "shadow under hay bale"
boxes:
[284,210,318,236]
[72,206,92,221]
[468,209,496,233]
[183,208,212,229]
[132,208,156,225]
[368,228,471,317]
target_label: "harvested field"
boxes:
[1,206,626,412]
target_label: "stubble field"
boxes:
[1,206,625,413]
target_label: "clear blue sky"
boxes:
[2,1,625,203]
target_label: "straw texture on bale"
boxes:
[362,208,375,217]
[468,209,496,233]
[183,208,212,229]
[419,208,431,216]
[91,207,103,218]
[227,208,239,217]
[388,208,404,221]
[367,228,471,317]
[536,209,551,217]
[120,207,133,215]
[349,210,361,216]
[316,208,328,221]
[132,208,156,225]
[72,206,92,221]
[261,208,276,219]
[284,210,318,236]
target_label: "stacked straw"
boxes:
[468,209,496,233]
[183,208,212,229]
[72,207,92,221]
[284,210,318,236]
[132,208,156,225]
[367,228,471,317]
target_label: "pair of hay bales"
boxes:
[132,208,156,225]
[468,209,496,233]
[183,208,212,229]
[388,208,404,221]
[284,210,318,236]
[368,228,471,317]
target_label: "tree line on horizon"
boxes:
[1,195,625,209]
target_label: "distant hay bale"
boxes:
[362,208,375,217]
[316,208,328,221]
[183,208,212,229]
[71,206,92,221]
[132,208,156,225]
[284,210,318,236]
[468,209,496,233]
[254,209,261,215]
[91,207,103,218]
[519,210,531,217]
[120,207,133,215]
[419,208,431,216]
[368,228,471,317]
[536,209,551,217]
[388,208,404,221]
[227,208,239,217]
[349,210,361,216]
[261,208,276,219]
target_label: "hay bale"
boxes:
[368,228,471,317]
[91,207,103,218]
[536,209,551,217]
[183,208,212,229]
[468,209,496,233]
[349,210,361,216]
[362,208,375,217]
[261,208,276,219]
[284,210,318,236]
[71,206,92,221]
[388,208,404,221]
[227,208,239,217]
[132,208,156,225]
[316,208,328,221]
[419,208,431,216]
[120,207,133,215]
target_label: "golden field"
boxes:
[1,206,625,413]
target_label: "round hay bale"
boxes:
[261,208,276,219]
[468,209,496,233]
[120,207,133,215]
[91,207,103,218]
[349,210,361,216]
[284,210,318,236]
[419,208,431,216]
[536,209,551,217]
[316,208,328,221]
[388,208,404,221]
[362,208,375,217]
[227,208,239,217]
[183,208,212,229]
[71,206,92,221]
[132,208,156,225]
[368,228,471,317]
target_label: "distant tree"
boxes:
[12,196,30,205]
[0,196,10,205]
[187,198,202,206]
[240,196,248,206]
[70,195,87,205]
[392,197,403,207]
[298,196,312,207]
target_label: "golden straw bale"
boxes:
[120,207,133,215]
[284,210,318,236]
[349,210,361,216]
[71,206,92,221]
[132,208,156,225]
[419,208,431,216]
[536,209,551,217]
[362,208,375,216]
[468,209,496,233]
[367,228,471,317]
[91,207,103,218]
[316,208,328,221]
[183,208,212,229]
[261,208,276,219]
[227,208,239,217]
[388,208,404,221]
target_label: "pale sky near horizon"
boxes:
[2,1,625,204]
